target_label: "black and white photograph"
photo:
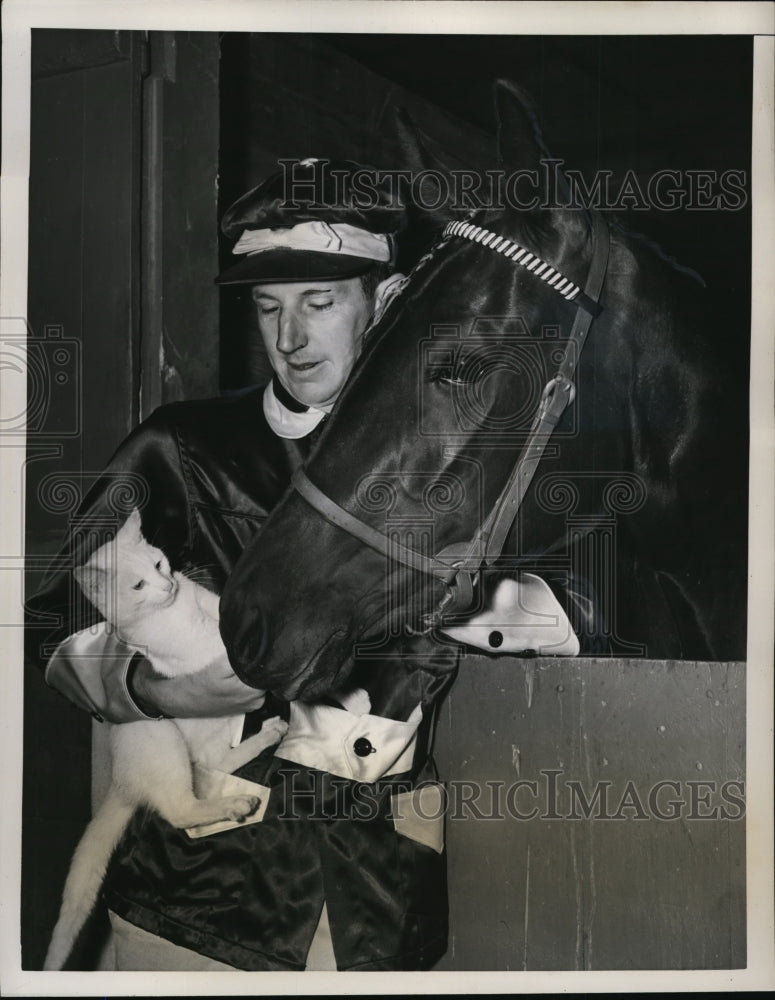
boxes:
[1,0,773,993]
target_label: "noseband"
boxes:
[292,210,610,626]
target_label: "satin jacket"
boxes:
[27,387,453,971]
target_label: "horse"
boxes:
[219,80,747,704]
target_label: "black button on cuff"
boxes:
[488,630,504,648]
[353,737,375,757]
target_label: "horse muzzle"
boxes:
[219,587,272,690]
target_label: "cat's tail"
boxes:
[43,787,134,971]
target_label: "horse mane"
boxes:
[609,218,707,287]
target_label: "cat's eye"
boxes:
[155,560,163,571]
[132,580,146,591]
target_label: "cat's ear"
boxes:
[73,563,106,601]
[123,507,144,541]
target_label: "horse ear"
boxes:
[494,78,580,214]
[394,105,449,176]
[493,79,546,173]
[393,105,465,228]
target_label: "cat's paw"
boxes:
[223,795,260,822]
[261,716,289,744]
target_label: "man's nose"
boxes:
[276,310,307,355]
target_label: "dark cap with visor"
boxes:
[216,158,405,285]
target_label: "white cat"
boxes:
[44,508,288,970]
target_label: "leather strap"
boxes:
[476,211,610,565]
[291,468,461,586]
[291,212,610,620]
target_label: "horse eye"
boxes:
[132,580,146,591]
[427,366,469,385]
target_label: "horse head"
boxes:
[220,82,745,701]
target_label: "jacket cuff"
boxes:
[275,698,422,782]
[439,574,580,656]
[44,624,163,723]
[124,652,167,720]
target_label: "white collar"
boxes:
[262,381,330,439]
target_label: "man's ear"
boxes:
[370,272,407,328]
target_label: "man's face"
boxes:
[252,277,373,409]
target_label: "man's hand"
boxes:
[131,655,267,719]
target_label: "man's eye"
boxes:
[132,580,146,591]
[257,304,278,315]
[309,301,333,311]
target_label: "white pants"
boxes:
[106,905,337,971]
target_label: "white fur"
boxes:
[44,509,287,970]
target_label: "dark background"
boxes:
[23,30,751,970]
[219,34,751,392]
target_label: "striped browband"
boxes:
[443,219,585,307]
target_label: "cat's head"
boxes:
[73,508,177,624]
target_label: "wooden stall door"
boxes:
[22,29,219,970]
[435,658,745,970]
[23,31,145,970]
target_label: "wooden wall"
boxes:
[23,31,146,969]
[435,657,745,969]
[23,29,220,969]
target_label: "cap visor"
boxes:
[215,249,376,285]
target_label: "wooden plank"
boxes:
[159,32,221,403]
[81,54,143,462]
[434,658,745,970]
[583,660,746,969]
[31,28,132,79]
[23,32,146,971]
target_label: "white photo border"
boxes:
[2,1,773,995]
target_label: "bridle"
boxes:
[291,210,611,626]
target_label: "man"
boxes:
[29,158,589,971]
[27,159,459,971]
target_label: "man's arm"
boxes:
[28,407,267,724]
[130,653,267,719]
[44,625,267,723]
